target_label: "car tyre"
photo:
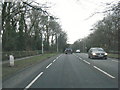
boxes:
[88,55,90,58]
[104,57,107,59]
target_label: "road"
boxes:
[3,53,118,88]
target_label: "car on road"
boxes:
[64,48,73,54]
[76,49,80,53]
[88,47,107,59]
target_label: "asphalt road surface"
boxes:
[3,53,118,88]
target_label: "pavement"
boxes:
[2,53,118,88]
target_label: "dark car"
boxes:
[64,48,73,54]
[88,48,107,59]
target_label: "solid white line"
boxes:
[83,60,90,65]
[93,66,115,79]
[112,60,118,63]
[46,63,52,69]
[25,72,43,89]
[53,59,56,62]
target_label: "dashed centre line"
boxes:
[53,54,62,62]
[53,59,56,62]
[46,63,52,69]
[79,57,82,60]
[83,60,90,65]
[25,54,62,89]
[47,54,62,68]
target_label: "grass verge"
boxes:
[3,53,58,80]
[108,53,119,59]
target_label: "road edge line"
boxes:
[46,63,52,69]
[24,72,43,89]
[93,66,115,79]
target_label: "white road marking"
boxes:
[57,55,62,58]
[93,66,115,79]
[53,59,56,62]
[59,55,61,58]
[83,60,90,65]
[73,54,83,60]
[24,54,62,89]
[25,72,43,89]
[79,57,82,60]
[56,55,62,60]
[112,60,118,63]
[73,53,77,56]
[53,55,62,63]
[74,54,79,57]
[46,63,52,69]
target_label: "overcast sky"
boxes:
[35,0,118,44]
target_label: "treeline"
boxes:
[72,1,119,53]
[2,1,67,53]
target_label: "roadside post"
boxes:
[9,55,14,67]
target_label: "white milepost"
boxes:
[9,55,14,67]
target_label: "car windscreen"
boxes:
[92,48,104,51]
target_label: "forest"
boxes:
[71,1,119,53]
[1,1,68,60]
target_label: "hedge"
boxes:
[2,50,42,61]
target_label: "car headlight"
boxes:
[92,53,96,55]
[105,53,107,55]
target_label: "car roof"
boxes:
[90,47,103,49]
[90,47,104,50]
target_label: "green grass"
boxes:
[3,53,58,80]
[108,53,119,59]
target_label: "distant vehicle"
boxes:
[76,49,80,53]
[64,48,73,54]
[88,47,107,59]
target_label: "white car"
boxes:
[76,49,80,53]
